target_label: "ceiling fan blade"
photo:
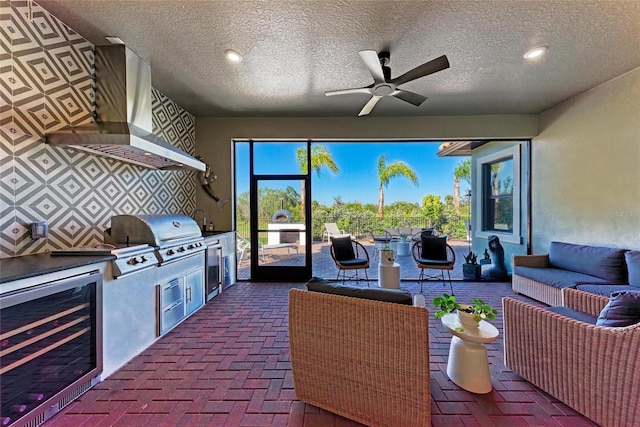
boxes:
[391,55,450,86]
[324,87,372,96]
[391,89,427,106]
[359,50,386,84]
[358,95,383,116]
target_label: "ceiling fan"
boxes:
[325,50,450,116]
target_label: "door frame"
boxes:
[248,140,312,281]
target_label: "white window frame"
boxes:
[474,145,522,244]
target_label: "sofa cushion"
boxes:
[625,251,640,287]
[596,291,640,327]
[576,284,637,298]
[514,266,609,289]
[575,284,632,297]
[549,241,627,283]
[421,236,447,260]
[331,236,355,261]
[547,306,597,324]
[306,278,413,305]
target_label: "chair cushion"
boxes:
[548,241,628,283]
[625,251,640,287]
[416,258,452,266]
[338,258,368,267]
[547,306,597,325]
[596,291,640,327]
[421,236,447,260]
[306,278,412,305]
[331,236,355,261]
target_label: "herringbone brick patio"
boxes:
[44,281,598,427]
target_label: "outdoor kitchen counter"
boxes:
[0,252,115,284]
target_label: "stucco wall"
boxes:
[470,141,529,273]
[195,115,538,230]
[531,67,640,252]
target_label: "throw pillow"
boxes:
[331,235,355,261]
[625,251,640,287]
[306,278,413,305]
[421,236,447,260]
[596,291,640,327]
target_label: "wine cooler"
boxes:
[0,271,103,427]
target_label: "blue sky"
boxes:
[236,142,470,206]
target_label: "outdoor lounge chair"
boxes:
[288,285,431,426]
[503,288,640,427]
[330,235,370,285]
[412,235,455,293]
[236,235,251,262]
[322,222,350,242]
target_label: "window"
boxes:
[474,145,521,244]
[483,158,514,232]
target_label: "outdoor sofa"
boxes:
[503,287,640,427]
[288,279,431,427]
[512,241,637,306]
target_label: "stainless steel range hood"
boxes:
[46,45,205,171]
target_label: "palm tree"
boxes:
[376,155,419,219]
[453,159,471,212]
[296,145,340,218]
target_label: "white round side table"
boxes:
[378,263,400,289]
[440,313,499,394]
[396,241,411,256]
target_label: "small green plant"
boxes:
[432,293,498,322]
[400,233,408,242]
[468,298,498,322]
[433,293,460,319]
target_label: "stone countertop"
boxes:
[0,252,115,284]
[202,230,234,238]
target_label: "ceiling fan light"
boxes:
[524,46,548,60]
[224,49,243,63]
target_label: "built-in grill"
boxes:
[107,214,205,265]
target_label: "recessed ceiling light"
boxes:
[106,36,125,45]
[524,46,548,60]
[224,49,243,63]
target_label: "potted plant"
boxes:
[463,251,482,280]
[380,244,395,266]
[399,233,408,242]
[479,248,491,265]
[433,294,498,329]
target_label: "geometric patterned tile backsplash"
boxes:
[1,0,196,258]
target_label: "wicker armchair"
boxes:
[288,288,431,427]
[503,288,640,427]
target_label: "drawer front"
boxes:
[159,278,183,307]
[159,298,185,335]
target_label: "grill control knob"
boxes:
[140,255,147,262]
[127,257,139,265]
[187,244,194,250]
[177,247,186,252]
[167,249,175,256]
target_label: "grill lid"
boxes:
[110,214,202,247]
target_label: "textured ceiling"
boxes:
[36,0,640,118]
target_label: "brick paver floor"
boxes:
[45,281,598,427]
[238,238,474,282]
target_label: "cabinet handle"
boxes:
[186,286,192,302]
[164,300,182,312]
[164,283,179,290]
